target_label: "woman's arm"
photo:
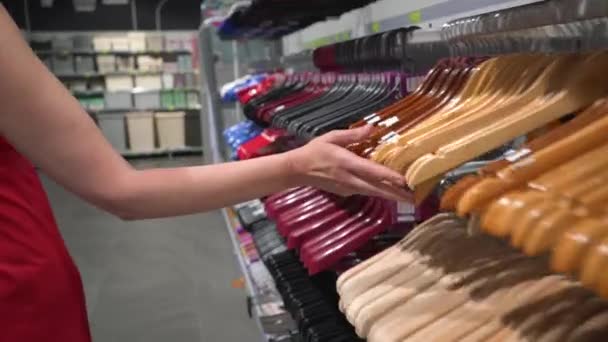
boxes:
[0,6,409,220]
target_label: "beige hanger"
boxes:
[358,228,531,340]
[537,297,608,342]
[336,213,453,292]
[565,310,608,341]
[405,259,559,341]
[407,52,608,188]
[338,215,453,309]
[343,229,459,324]
[469,276,587,342]
[363,245,522,341]
[341,218,464,326]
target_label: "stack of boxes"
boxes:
[31,32,200,154]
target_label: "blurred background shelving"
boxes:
[30,31,202,158]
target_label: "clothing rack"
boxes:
[198,1,608,340]
[442,0,608,55]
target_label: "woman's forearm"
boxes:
[115,153,296,219]
[0,6,410,222]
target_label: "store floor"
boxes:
[41,157,259,342]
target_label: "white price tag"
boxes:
[380,131,400,144]
[379,116,399,127]
[363,113,377,121]
[397,201,415,215]
[368,116,381,125]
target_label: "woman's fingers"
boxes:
[338,149,406,187]
[342,174,412,202]
[317,125,373,147]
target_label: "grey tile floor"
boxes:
[41,157,259,342]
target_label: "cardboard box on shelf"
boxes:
[52,54,75,74]
[146,34,164,51]
[116,55,135,72]
[93,37,112,52]
[160,91,175,109]
[126,112,156,151]
[73,35,93,51]
[173,90,187,108]
[105,75,134,91]
[137,55,163,71]
[69,80,88,92]
[75,56,96,74]
[97,112,128,152]
[162,73,175,89]
[96,55,117,73]
[111,37,130,52]
[127,32,147,52]
[104,92,133,109]
[51,37,73,51]
[155,111,186,148]
[134,91,160,109]
[135,75,163,90]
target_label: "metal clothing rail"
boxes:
[441,0,608,55]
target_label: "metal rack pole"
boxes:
[198,21,225,164]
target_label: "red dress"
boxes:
[0,137,91,341]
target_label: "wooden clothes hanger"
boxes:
[456,104,608,217]
[440,98,608,211]
[406,52,608,189]
[516,173,608,260]
[349,57,491,157]
[345,227,491,334]
[349,58,453,129]
[360,231,519,340]
[337,213,608,341]
[346,62,462,155]
[378,54,551,173]
[369,56,516,164]
[352,64,473,158]
[337,214,452,308]
[336,213,452,298]
[402,53,584,185]
[479,142,608,238]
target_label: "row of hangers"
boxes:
[349,52,608,201]
[432,96,608,299]
[336,213,608,341]
[242,71,410,137]
[264,187,412,275]
[233,202,359,341]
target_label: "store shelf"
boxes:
[73,88,199,96]
[36,49,192,56]
[88,106,201,114]
[120,146,203,159]
[57,70,198,79]
[221,208,274,342]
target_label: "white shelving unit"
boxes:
[221,208,288,342]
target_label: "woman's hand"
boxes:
[285,126,413,202]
